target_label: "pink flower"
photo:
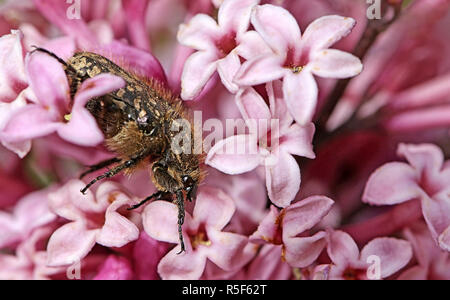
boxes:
[245,244,292,280]
[235,5,362,125]
[327,230,412,280]
[177,0,260,99]
[0,46,126,156]
[250,195,334,268]
[0,187,56,249]
[206,81,315,207]
[399,222,450,280]
[363,143,450,251]
[143,186,254,279]
[132,232,170,280]
[46,180,140,267]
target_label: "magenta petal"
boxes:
[360,237,413,278]
[158,247,207,280]
[93,255,133,280]
[283,71,318,126]
[310,49,363,79]
[47,222,98,267]
[123,0,151,51]
[251,4,300,53]
[284,231,327,268]
[206,135,260,175]
[234,54,285,86]
[265,150,300,208]
[1,105,60,143]
[193,187,235,230]
[398,265,428,280]
[143,201,186,244]
[133,232,170,280]
[217,51,241,93]
[181,50,218,100]
[281,123,315,159]
[282,196,334,239]
[301,15,356,52]
[363,162,421,205]
[327,230,360,266]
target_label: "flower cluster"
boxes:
[0,0,449,280]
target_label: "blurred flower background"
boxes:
[0,0,449,280]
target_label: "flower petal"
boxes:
[421,190,450,248]
[193,187,235,230]
[177,14,221,51]
[157,246,207,280]
[217,51,241,93]
[235,87,271,136]
[284,231,327,268]
[234,54,286,86]
[93,255,133,280]
[363,162,422,205]
[249,206,280,244]
[283,71,318,126]
[310,49,362,78]
[265,150,300,208]
[397,143,444,180]
[281,123,315,159]
[251,4,300,53]
[47,222,98,267]
[301,15,356,52]
[206,134,260,175]
[247,244,291,280]
[266,80,292,132]
[236,30,273,60]
[218,0,258,35]
[282,196,334,239]
[326,230,360,266]
[206,230,250,271]
[181,50,218,100]
[360,237,413,278]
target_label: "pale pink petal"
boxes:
[301,15,356,52]
[265,150,300,208]
[421,191,450,247]
[193,187,235,230]
[283,71,318,126]
[362,162,422,205]
[360,237,413,278]
[181,50,218,100]
[234,54,286,86]
[310,49,362,78]
[397,143,444,178]
[206,134,260,175]
[251,4,300,53]
[206,230,250,271]
[157,246,207,280]
[47,222,98,267]
[143,201,191,244]
[177,14,221,51]
[218,0,258,35]
[0,30,27,103]
[1,105,60,143]
[217,51,241,93]
[96,197,139,248]
[235,87,271,136]
[58,74,125,146]
[247,244,291,280]
[284,231,327,268]
[282,196,334,239]
[249,206,280,244]
[281,123,315,159]
[327,230,360,266]
[235,30,273,60]
[266,80,292,132]
[438,227,450,252]
[93,255,134,280]
[26,51,70,112]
